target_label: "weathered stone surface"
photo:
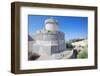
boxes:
[31,31,66,57]
[39,46,51,56]
[34,31,65,41]
[32,44,39,54]
[28,41,33,53]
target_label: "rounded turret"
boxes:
[45,18,58,32]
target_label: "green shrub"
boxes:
[48,30,51,32]
[77,47,88,59]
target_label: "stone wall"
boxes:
[32,31,67,56]
[28,41,33,53]
[34,31,65,41]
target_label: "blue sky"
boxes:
[28,15,88,41]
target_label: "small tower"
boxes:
[45,18,58,32]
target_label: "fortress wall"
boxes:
[32,41,66,55]
[32,31,67,55]
[35,40,65,45]
[34,31,65,41]
[28,41,33,53]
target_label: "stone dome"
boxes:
[45,18,58,25]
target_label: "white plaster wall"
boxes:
[45,24,58,31]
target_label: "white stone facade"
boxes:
[32,31,66,56]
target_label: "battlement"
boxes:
[34,31,65,41]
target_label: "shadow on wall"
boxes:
[28,52,40,60]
